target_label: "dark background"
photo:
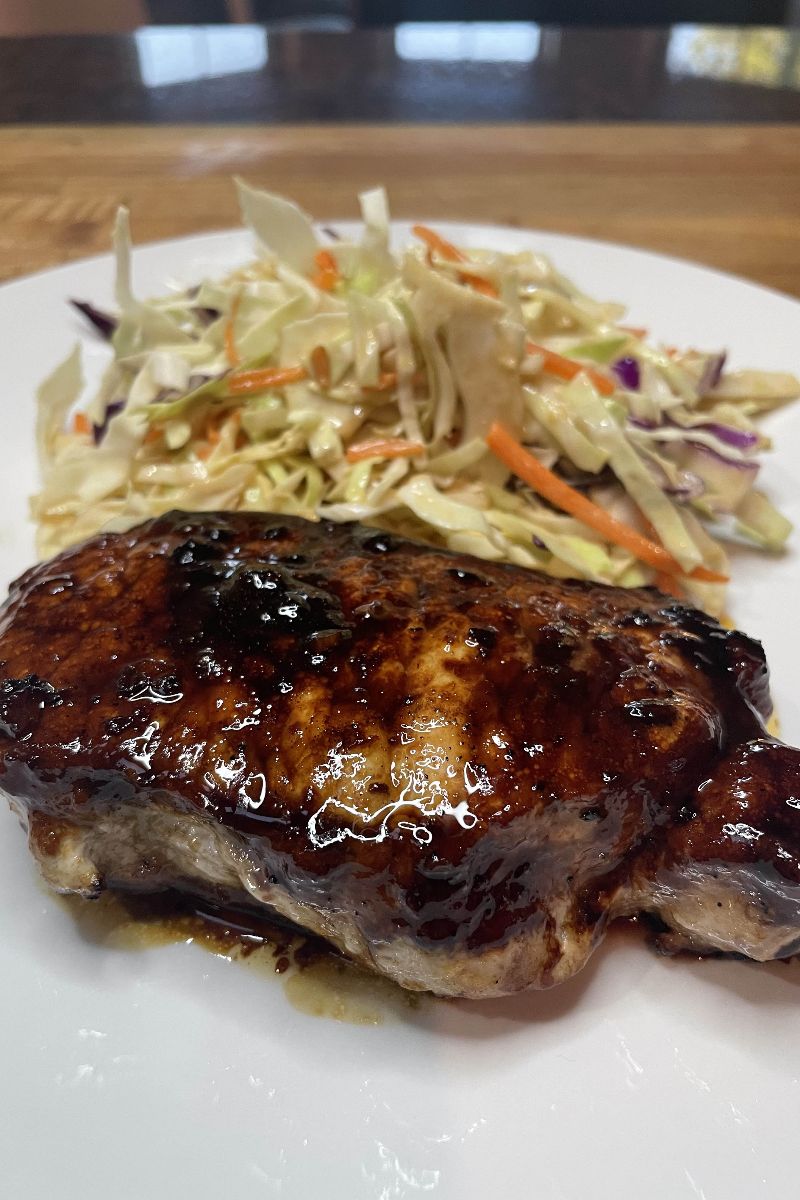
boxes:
[2,1,799,122]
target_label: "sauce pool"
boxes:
[56,890,425,1025]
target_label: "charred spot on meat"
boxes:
[0,510,798,997]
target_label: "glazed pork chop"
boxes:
[1,510,798,997]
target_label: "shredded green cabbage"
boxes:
[34,182,800,614]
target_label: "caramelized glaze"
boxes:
[1,510,798,995]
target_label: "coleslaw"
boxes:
[34,181,800,614]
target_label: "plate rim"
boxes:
[3,216,800,1200]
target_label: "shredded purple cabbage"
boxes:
[698,351,726,394]
[612,356,640,391]
[688,442,759,473]
[636,413,757,455]
[192,306,221,326]
[93,400,125,445]
[71,299,118,340]
[698,422,758,451]
[642,451,705,501]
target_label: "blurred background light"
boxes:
[394,21,541,63]
[135,24,268,87]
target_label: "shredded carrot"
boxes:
[201,422,221,453]
[411,224,500,299]
[362,371,399,394]
[464,275,500,299]
[224,292,242,367]
[72,412,91,436]
[526,341,616,397]
[314,270,339,292]
[619,325,648,339]
[204,409,240,448]
[654,570,686,599]
[361,369,427,394]
[346,437,424,463]
[315,249,338,272]
[642,519,686,598]
[311,345,331,389]
[312,248,340,292]
[228,365,308,395]
[143,426,162,445]
[486,422,728,584]
[411,224,464,264]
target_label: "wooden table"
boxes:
[2,124,799,297]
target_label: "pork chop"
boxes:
[0,510,798,997]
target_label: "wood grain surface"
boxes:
[2,124,799,296]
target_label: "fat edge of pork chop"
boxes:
[1,509,799,998]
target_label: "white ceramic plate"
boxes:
[2,224,799,1200]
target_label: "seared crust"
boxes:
[0,510,798,996]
